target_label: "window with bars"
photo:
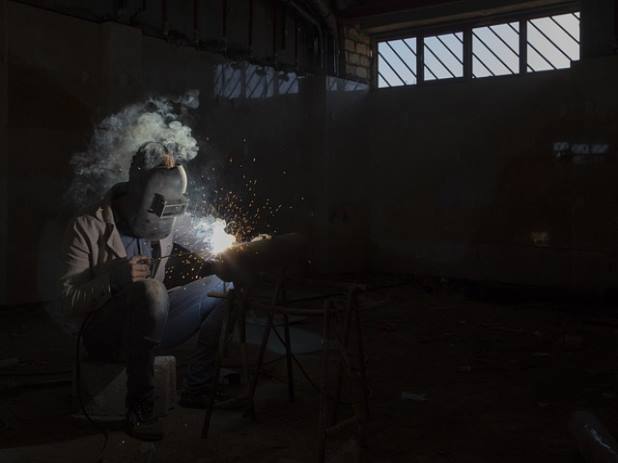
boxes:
[215,64,299,99]
[377,9,580,88]
[424,32,464,81]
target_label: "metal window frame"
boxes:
[372,1,580,89]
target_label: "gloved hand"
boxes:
[110,256,152,294]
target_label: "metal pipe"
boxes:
[162,0,168,36]
[306,0,337,37]
[193,0,199,43]
[248,0,254,49]
[306,0,339,74]
[282,0,325,71]
[213,233,308,284]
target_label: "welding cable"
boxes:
[75,310,109,463]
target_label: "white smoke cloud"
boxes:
[66,90,201,208]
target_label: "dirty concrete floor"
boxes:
[1,277,617,462]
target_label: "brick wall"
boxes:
[342,25,372,82]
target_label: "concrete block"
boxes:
[344,38,356,52]
[73,356,177,419]
[345,26,362,42]
[355,67,369,80]
[356,43,369,56]
[347,52,360,65]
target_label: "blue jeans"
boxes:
[163,277,228,394]
[83,276,227,406]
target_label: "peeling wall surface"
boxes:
[363,57,618,290]
[0,0,7,305]
[5,2,362,304]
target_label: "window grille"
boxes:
[424,32,464,81]
[378,38,417,88]
[376,9,580,88]
[473,22,519,78]
[526,12,580,72]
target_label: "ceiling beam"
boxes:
[341,0,577,34]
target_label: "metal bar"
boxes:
[473,31,517,73]
[378,51,407,85]
[401,38,417,56]
[214,67,224,93]
[487,25,520,56]
[317,300,332,463]
[355,305,370,421]
[247,72,261,98]
[246,279,284,419]
[162,0,168,36]
[281,3,287,50]
[528,19,574,61]
[417,36,425,83]
[227,71,242,98]
[239,295,250,386]
[222,0,227,39]
[385,41,417,78]
[436,34,464,64]
[281,76,297,94]
[250,300,344,315]
[283,314,295,402]
[248,0,254,48]
[294,18,299,66]
[330,289,357,426]
[265,71,274,94]
[527,38,558,69]
[472,55,496,76]
[202,290,234,438]
[193,0,199,42]
[272,1,277,57]
[424,41,456,78]
[517,20,527,73]
[400,39,419,79]
[549,16,579,44]
[377,72,392,88]
[464,28,472,79]
[455,32,484,77]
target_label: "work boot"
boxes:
[126,399,164,441]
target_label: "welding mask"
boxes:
[123,143,189,240]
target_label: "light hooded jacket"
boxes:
[59,184,173,318]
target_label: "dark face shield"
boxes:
[126,165,189,240]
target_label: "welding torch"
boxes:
[151,233,308,283]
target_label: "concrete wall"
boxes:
[364,57,618,290]
[356,0,618,291]
[5,1,343,304]
[323,77,370,272]
[0,0,7,304]
[7,3,107,304]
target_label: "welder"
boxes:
[59,142,226,442]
